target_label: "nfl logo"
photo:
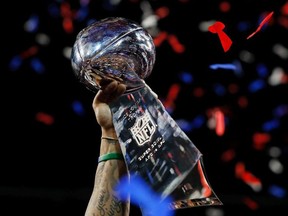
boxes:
[130,111,156,146]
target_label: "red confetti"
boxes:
[163,83,181,111]
[235,162,262,191]
[237,96,248,108]
[246,11,274,39]
[155,6,170,19]
[20,46,39,59]
[241,171,261,185]
[235,162,246,178]
[208,21,232,52]
[219,1,231,13]
[252,132,271,150]
[281,2,288,15]
[153,31,185,53]
[167,34,185,53]
[193,87,205,97]
[153,31,168,47]
[214,109,225,136]
[242,197,259,210]
[221,149,235,162]
[60,2,74,33]
[35,112,55,125]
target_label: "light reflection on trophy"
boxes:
[71,17,222,209]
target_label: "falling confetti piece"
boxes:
[167,34,185,53]
[235,162,262,191]
[163,83,181,112]
[209,63,237,70]
[252,132,271,150]
[115,175,175,216]
[208,21,233,52]
[35,112,54,125]
[214,109,225,136]
[242,197,259,210]
[246,11,274,39]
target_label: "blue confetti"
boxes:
[30,58,45,74]
[72,100,85,116]
[178,71,193,84]
[248,79,266,92]
[115,174,175,216]
[268,184,286,198]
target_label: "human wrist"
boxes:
[101,136,118,144]
[100,132,122,154]
[101,128,117,139]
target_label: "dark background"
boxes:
[1,0,288,215]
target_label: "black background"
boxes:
[1,0,288,215]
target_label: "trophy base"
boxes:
[168,157,223,210]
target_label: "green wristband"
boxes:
[98,152,124,163]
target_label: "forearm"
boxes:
[85,136,130,216]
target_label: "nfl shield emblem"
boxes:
[130,111,156,146]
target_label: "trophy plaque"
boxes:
[71,17,222,210]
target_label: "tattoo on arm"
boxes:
[94,161,127,216]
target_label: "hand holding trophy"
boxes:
[71,17,222,210]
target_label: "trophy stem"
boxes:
[109,85,222,209]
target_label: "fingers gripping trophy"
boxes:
[71,17,222,209]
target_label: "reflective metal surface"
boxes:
[71,17,156,93]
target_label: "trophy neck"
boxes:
[123,79,146,94]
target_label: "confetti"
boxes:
[115,175,175,216]
[246,11,274,39]
[208,21,233,52]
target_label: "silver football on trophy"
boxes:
[71,17,156,93]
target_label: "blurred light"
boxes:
[9,56,22,71]
[63,46,72,59]
[248,79,266,92]
[242,197,259,210]
[237,21,251,32]
[252,132,270,150]
[213,83,226,96]
[206,207,224,216]
[268,184,286,198]
[192,115,205,129]
[199,20,217,32]
[268,146,282,158]
[35,112,54,125]
[72,100,85,116]
[24,14,39,32]
[256,63,269,78]
[262,119,280,132]
[35,33,50,46]
[178,71,193,84]
[30,58,45,74]
[239,50,255,63]
[75,6,89,21]
[268,159,284,174]
[219,1,231,13]
[268,67,286,86]
[272,43,288,59]
[272,104,288,118]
